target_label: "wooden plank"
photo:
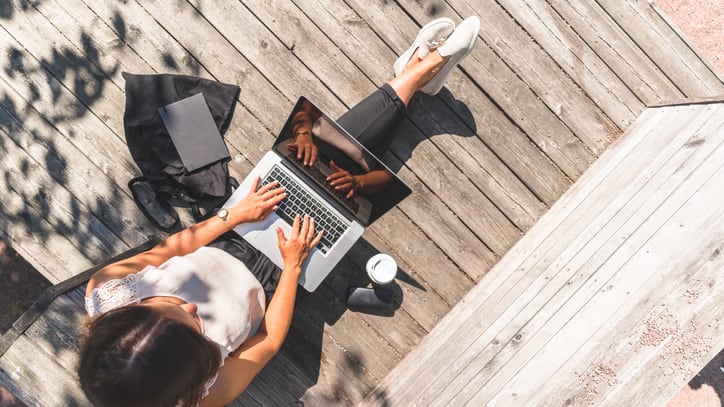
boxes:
[408,95,547,229]
[408,0,622,150]
[138,0,331,115]
[394,165,499,281]
[357,106,665,402]
[0,93,146,249]
[359,104,714,405]
[20,295,85,373]
[0,125,117,268]
[476,144,724,406]
[649,1,724,84]
[603,300,723,407]
[546,0,684,104]
[421,105,724,406]
[8,0,125,143]
[285,310,376,404]
[0,12,161,245]
[328,256,430,355]
[0,336,90,406]
[37,0,262,194]
[347,0,580,200]
[298,283,401,380]
[225,0,376,107]
[595,0,724,96]
[0,25,138,189]
[529,230,724,406]
[495,0,645,125]
[252,351,318,403]
[0,191,91,283]
[387,119,522,256]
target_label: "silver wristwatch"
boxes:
[217,208,233,229]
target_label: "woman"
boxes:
[78,16,480,407]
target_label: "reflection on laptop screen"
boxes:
[273,97,411,226]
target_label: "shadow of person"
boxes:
[383,89,477,173]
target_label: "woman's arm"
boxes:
[85,177,286,295]
[327,161,393,198]
[200,215,322,407]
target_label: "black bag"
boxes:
[122,72,241,231]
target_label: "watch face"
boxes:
[218,208,228,219]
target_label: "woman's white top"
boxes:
[84,246,266,396]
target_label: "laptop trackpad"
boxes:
[235,216,287,268]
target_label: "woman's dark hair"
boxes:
[78,305,221,407]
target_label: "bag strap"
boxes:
[128,176,181,232]
[189,175,239,221]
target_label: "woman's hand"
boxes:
[287,132,318,166]
[327,160,359,199]
[276,214,323,271]
[232,176,287,224]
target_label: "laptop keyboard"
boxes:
[286,151,361,213]
[262,166,349,254]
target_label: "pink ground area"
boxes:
[653,0,724,75]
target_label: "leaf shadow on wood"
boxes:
[0,20,130,269]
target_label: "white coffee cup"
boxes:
[366,253,398,285]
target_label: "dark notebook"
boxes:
[158,93,230,172]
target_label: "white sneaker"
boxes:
[393,18,456,77]
[420,16,480,95]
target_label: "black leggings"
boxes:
[209,84,406,300]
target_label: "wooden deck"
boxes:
[360,100,724,406]
[0,0,721,405]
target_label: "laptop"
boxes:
[222,97,411,291]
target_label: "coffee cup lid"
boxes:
[366,253,397,284]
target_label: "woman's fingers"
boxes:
[275,226,287,248]
[249,175,262,192]
[299,214,311,239]
[290,214,301,240]
[257,179,281,194]
[306,217,315,239]
[261,187,286,204]
[311,230,324,247]
[303,218,323,250]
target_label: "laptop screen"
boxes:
[272,97,412,226]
